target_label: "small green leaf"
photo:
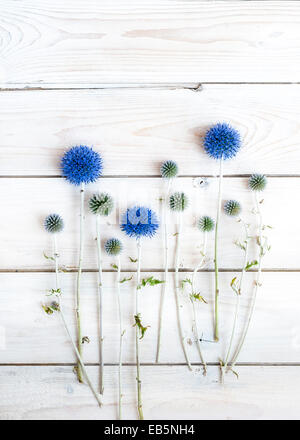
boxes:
[244,260,258,271]
[129,257,138,263]
[42,301,60,314]
[111,263,118,270]
[140,276,164,287]
[119,275,133,284]
[133,313,150,339]
[230,368,239,379]
[190,293,207,303]
[42,305,54,315]
[234,240,246,251]
[230,277,240,295]
[180,278,192,290]
[46,288,61,297]
[43,252,55,261]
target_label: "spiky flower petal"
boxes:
[169,192,188,212]
[44,214,64,233]
[89,193,114,216]
[61,145,102,186]
[198,216,215,232]
[248,173,267,192]
[104,238,123,256]
[160,161,178,179]
[204,123,241,160]
[224,200,242,217]
[121,206,159,239]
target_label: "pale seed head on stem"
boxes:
[44,214,64,233]
[224,200,242,217]
[169,192,188,212]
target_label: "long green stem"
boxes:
[135,239,144,420]
[191,232,207,374]
[214,158,223,342]
[117,255,123,420]
[174,212,192,371]
[76,182,85,383]
[229,194,263,369]
[223,220,249,373]
[96,215,104,395]
[156,179,171,363]
[53,235,102,407]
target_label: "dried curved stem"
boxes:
[116,255,124,420]
[229,194,263,369]
[214,159,223,342]
[223,220,249,374]
[76,182,85,383]
[156,179,171,362]
[174,212,192,371]
[135,239,144,420]
[53,235,102,407]
[191,232,208,374]
[96,215,104,395]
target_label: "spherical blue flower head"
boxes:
[204,123,241,160]
[61,145,103,185]
[121,206,159,239]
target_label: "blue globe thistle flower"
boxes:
[248,173,267,192]
[44,213,64,233]
[61,145,103,186]
[160,161,178,179]
[121,206,159,239]
[224,200,242,217]
[204,123,241,160]
[104,238,123,256]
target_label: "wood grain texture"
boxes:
[0,177,293,269]
[0,85,300,175]
[1,1,300,85]
[0,365,299,420]
[0,271,299,364]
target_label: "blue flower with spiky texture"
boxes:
[204,123,241,160]
[121,206,159,239]
[61,145,103,186]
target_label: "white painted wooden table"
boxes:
[0,0,300,420]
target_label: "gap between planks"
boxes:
[1,268,300,273]
[1,363,300,367]
[3,82,300,92]
[0,175,300,179]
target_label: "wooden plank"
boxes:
[0,272,299,364]
[1,1,300,85]
[1,86,300,175]
[0,177,294,269]
[0,365,299,420]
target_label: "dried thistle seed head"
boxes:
[169,192,188,212]
[224,200,242,217]
[198,216,215,232]
[248,173,267,192]
[104,238,123,256]
[160,160,178,179]
[44,214,64,233]
[89,193,114,216]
